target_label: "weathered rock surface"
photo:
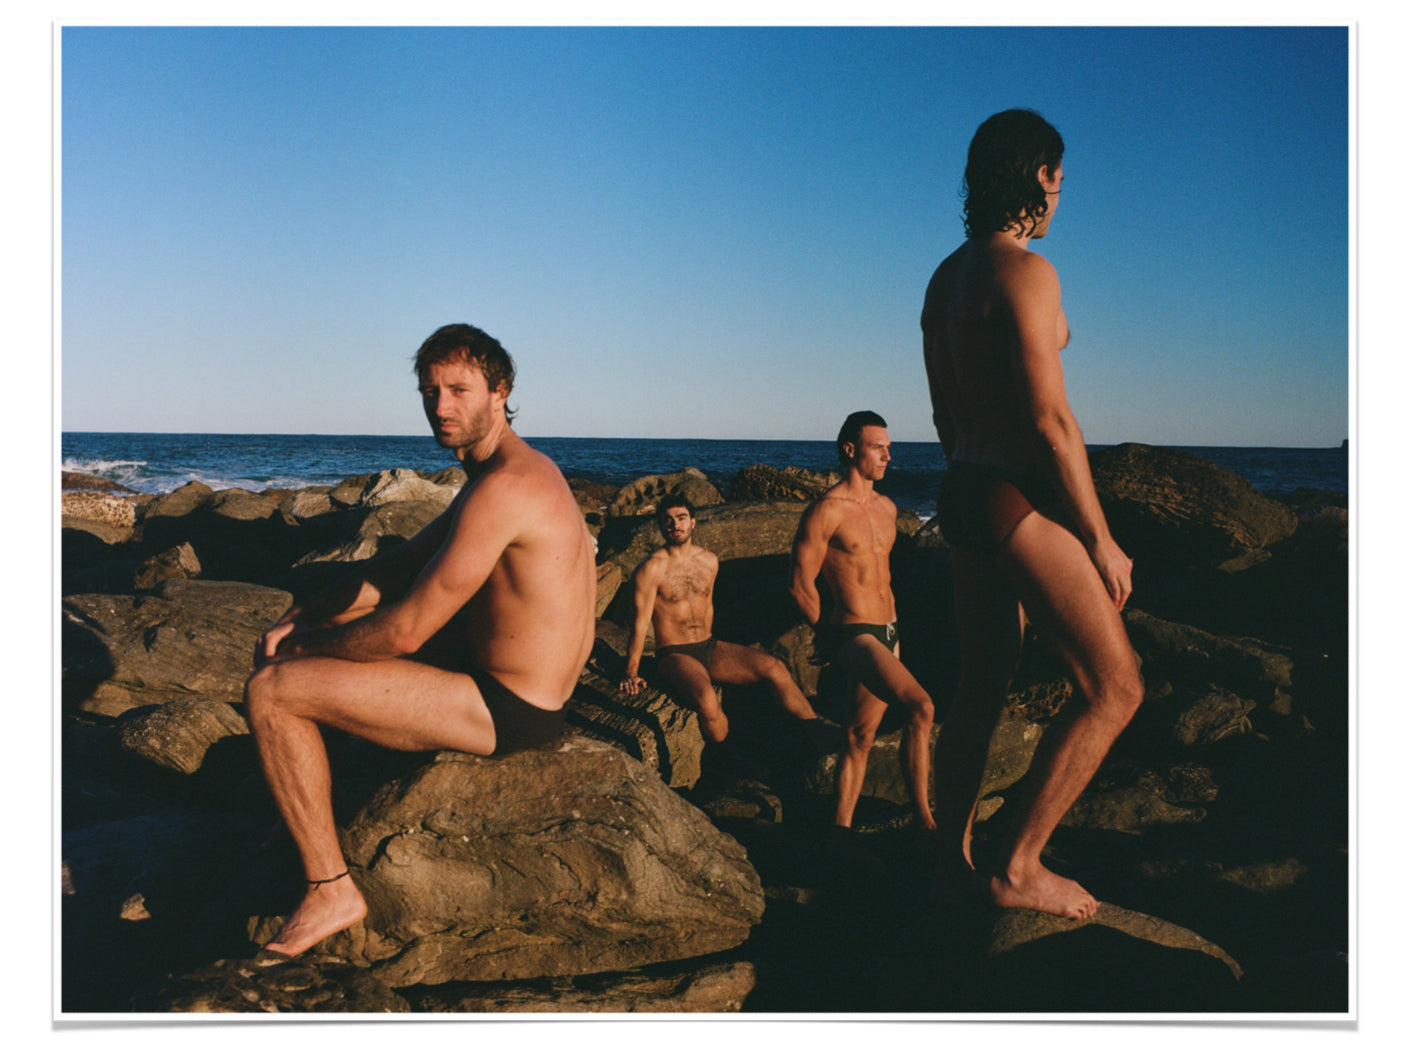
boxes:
[292,500,447,566]
[63,471,138,493]
[568,668,707,789]
[63,580,291,717]
[115,697,250,776]
[409,958,757,1013]
[600,500,807,579]
[132,542,202,590]
[1091,443,1298,567]
[62,490,138,529]
[607,468,725,518]
[58,449,1348,1014]
[137,955,412,1013]
[978,903,1243,1012]
[594,561,624,617]
[728,464,837,502]
[248,736,764,988]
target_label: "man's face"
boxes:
[658,506,695,545]
[848,425,892,481]
[1030,163,1063,239]
[419,358,506,453]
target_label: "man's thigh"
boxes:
[255,654,496,756]
[706,639,781,685]
[656,652,714,706]
[838,634,926,712]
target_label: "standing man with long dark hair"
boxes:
[921,110,1143,919]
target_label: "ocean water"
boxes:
[61,432,1350,522]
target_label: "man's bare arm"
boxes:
[275,475,518,662]
[255,495,464,665]
[620,558,662,693]
[1004,254,1132,609]
[789,504,833,627]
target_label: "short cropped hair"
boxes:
[657,493,695,524]
[413,323,518,423]
[961,109,1065,238]
[836,410,887,464]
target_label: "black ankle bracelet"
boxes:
[307,869,350,889]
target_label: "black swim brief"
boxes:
[655,636,718,670]
[812,621,899,665]
[934,461,1065,552]
[471,666,566,756]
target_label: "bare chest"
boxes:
[658,556,715,604]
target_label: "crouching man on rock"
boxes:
[244,323,596,958]
[618,493,833,749]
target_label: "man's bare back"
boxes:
[922,239,1071,472]
[436,432,597,707]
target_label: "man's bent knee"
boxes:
[907,694,935,729]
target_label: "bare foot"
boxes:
[262,874,368,958]
[986,864,1099,920]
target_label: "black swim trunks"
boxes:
[934,461,1066,552]
[656,636,718,670]
[471,666,566,756]
[812,621,900,665]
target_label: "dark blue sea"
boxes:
[60,433,1349,522]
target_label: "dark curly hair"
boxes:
[412,323,517,424]
[961,109,1065,238]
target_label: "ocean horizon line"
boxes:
[60,429,1349,452]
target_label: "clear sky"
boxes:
[60,22,1349,446]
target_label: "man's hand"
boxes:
[1090,538,1134,611]
[619,674,646,695]
[254,617,301,669]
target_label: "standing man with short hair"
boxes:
[790,412,938,830]
[619,493,828,745]
[245,323,597,957]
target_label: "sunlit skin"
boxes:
[244,352,596,957]
[921,156,1143,920]
[620,505,818,741]
[791,424,937,829]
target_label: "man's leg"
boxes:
[839,635,938,829]
[931,549,1027,880]
[706,640,819,721]
[833,681,888,828]
[243,654,497,956]
[987,510,1144,919]
[656,652,728,742]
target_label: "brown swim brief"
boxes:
[655,636,718,670]
[935,461,1065,552]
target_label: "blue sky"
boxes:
[60,23,1349,446]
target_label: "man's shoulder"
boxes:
[994,246,1059,291]
[633,547,672,579]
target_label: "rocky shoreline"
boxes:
[60,443,1349,1014]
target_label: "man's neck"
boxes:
[838,466,877,500]
[455,419,513,472]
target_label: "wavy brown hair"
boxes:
[962,109,1065,238]
[412,323,517,424]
